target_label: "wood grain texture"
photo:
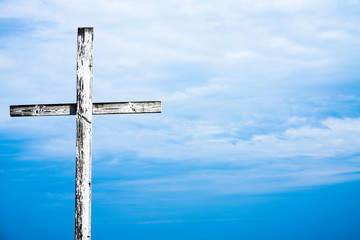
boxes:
[9,27,163,240]
[93,101,161,114]
[10,101,162,117]
[10,103,76,116]
[75,27,93,240]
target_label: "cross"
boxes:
[10,27,161,240]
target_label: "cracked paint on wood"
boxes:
[10,101,162,117]
[75,27,93,240]
[92,101,161,114]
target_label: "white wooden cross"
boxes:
[10,27,161,240]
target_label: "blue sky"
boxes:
[1,0,360,239]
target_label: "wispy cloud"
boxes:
[1,0,360,197]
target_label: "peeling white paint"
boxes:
[75,27,93,240]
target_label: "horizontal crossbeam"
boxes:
[10,101,161,117]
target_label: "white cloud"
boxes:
[0,55,14,69]
[96,164,360,196]
[318,30,351,40]
[247,117,360,158]
[1,0,360,196]
[165,80,228,101]
[271,0,335,12]
[268,37,324,55]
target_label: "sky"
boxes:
[1,0,360,239]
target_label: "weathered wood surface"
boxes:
[10,103,76,116]
[9,26,163,240]
[75,27,93,240]
[93,101,161,114]
[10,101,162,117]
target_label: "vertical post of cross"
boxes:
[75,27,93,240]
